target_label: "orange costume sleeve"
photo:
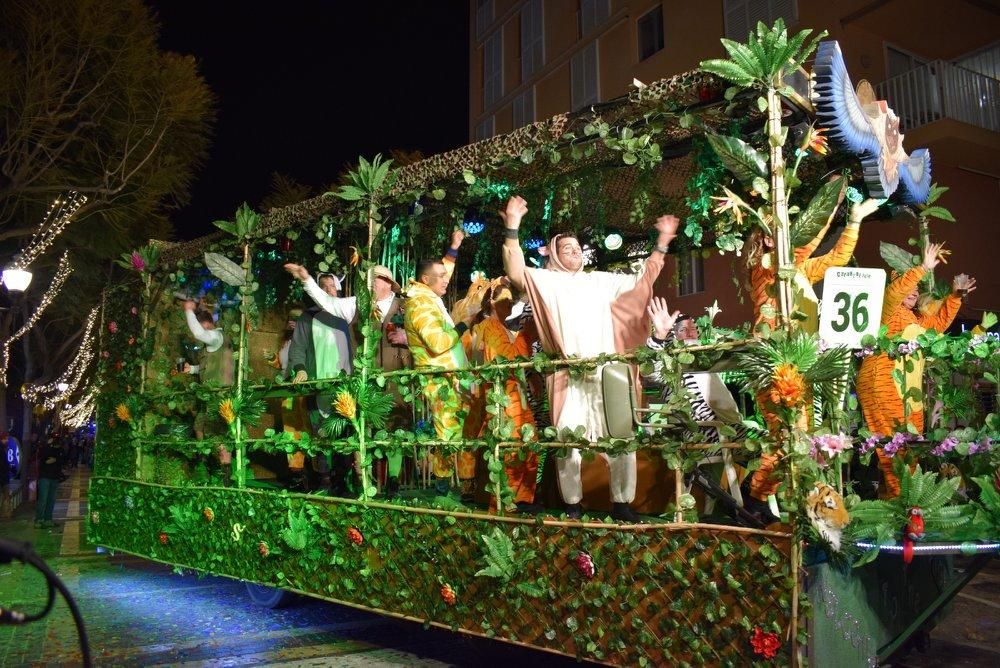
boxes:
[856,265,963,497]
[801,223,860,285]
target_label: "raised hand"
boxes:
[499,195,528,229]
[451,228,465,249]
[953,274,977,294]
[647,296,680,340]
[921,242,945,271]
[654,214,680,242]
[283,263,310,282]
[849,198,881,224]
[183,300,197,312]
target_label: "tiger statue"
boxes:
[805,482,850,551]
[938,462,967,498]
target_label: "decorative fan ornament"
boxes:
[812,40,932,204]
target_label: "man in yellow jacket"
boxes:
[404,230,478,499]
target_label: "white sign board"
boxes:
[819,267,886,348]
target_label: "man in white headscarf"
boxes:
[501,195,679,522]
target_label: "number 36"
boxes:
[831,291,869,332]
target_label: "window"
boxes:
[521,0,545,80]
[723,0,797,41]
[637,5,664,61]
[579,0,611,37]
[571,42,599,110]
[476,0,494,39]
[475,116,495,142]
[512,88,535,128]
[483,30,504,110]
[678,254,705,296]
[886,45,928,80]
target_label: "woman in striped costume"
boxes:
[856,242,975,497]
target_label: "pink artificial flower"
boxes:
[108,321,118,334]
[130,251,145,272]
[816,433,852,458]
[131,307,139,315]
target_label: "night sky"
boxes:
[150,1,470,240]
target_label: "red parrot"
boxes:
[903,506,925,565]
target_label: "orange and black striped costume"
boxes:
[748,221,860,501]
[856,266,961,497]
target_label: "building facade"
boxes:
[469,0,1000,327]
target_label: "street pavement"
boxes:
[0,469,579,667]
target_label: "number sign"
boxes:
[819,267,886,348]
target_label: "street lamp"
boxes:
[2,267,32,292]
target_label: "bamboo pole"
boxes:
[233,242,251,489]
[767,85,793,329]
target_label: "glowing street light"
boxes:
[2,267,32,292]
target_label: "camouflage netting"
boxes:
[156,68,734,265]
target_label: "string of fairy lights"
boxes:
[22,304,100,409]
[0,252,74,387]
[8,192,87,270]
[59,384,97,429]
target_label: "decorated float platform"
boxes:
[83,21,1000,666]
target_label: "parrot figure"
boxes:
[902,506,925,565]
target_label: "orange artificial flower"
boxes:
[349,246,361,267]
[334,391,357,420]
[769,363,806,408]
[347,527,363,545]
[115,403,131,422]
[802,126,829,155]
[218,399,236,425]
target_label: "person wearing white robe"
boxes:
[500,195,679,522]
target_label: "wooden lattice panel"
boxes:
[89,478,794,666]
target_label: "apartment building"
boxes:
[469,0,1000,326]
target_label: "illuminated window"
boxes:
[638,5,664,61]
[723,0,797,41]
[476,0,494,39]
[475,116,495,141]
[571,42,599,110]
[484,30,504,109]
[521,0,545,79]
[678,254,705,296]
[513,88,535,128]
[579,0,610,37]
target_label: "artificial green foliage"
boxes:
[88,477,794,665]
[701,20,827,90]
[280,506,314,551]
[705,132,766,187]
[789,176,845,247]
[475,527,544,597]
[879,241,917,275]
[203,252,246,287]
[213,203,260,240]
[847,461,979,565]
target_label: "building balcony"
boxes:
[876,48,1000,134]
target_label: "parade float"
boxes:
[82,22,999,666]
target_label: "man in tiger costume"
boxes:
[856,242,976,497]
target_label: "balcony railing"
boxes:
[875,59,1000,134]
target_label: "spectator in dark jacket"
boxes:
[34,437,64,528]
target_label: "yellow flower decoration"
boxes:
[115,403,131,422]
[334,391,357,420]
[769,363,806,408]
[801,125,829,155]
[219,399,236,425]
